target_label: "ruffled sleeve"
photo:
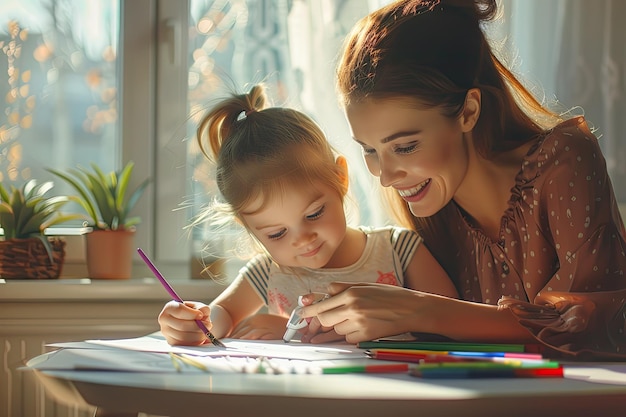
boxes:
[499,289,626,359]
[498,118,626,359]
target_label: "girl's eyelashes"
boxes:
[264,205,325,240]
[306,204,325,220]
[267,228,286,240]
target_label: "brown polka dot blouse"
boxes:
[424,117,626,359]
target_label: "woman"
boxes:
[299,0,626,359]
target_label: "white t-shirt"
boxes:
[240,225,421,316]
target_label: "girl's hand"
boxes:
[158,300,212,346]
[299,282,437,344]
[230,314,289,340]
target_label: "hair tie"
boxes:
[237,108,257,122]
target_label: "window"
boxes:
[156,0,394,279]
[0,0,159,278]
[180,0,392,278]
[2,0,624,282]
[0,1,119,195]
[0,0,391,281]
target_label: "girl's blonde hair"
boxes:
[195,84,346,229]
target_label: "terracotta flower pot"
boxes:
[85,229,135,279]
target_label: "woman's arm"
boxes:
[300,283,536,344]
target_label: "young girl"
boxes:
[158,84,457,346]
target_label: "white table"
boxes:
[25,348,626,417]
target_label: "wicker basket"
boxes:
[0,237,66,279]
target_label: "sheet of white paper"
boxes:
[26,348,201,373]
[27,346,379,374]
[46,341,121,349]
[564,363,626,385]
[84,336,366,361]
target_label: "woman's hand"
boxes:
[298,296,346,344]
[299,317,345,344]
[230,314,289,340]
[158,300,212,346]
[299,282,438,344]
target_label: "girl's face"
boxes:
[241,181,348,269]
[345,97,472,218]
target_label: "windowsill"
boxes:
[0,277,226,301]
[0,226,93,236]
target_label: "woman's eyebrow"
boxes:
[381,130,421,143]
[354,130,421,145]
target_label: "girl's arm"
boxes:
[208,274,265,338]
[403,243,459,298]
[229,313,289,340]
[212,276,290,340]
[158,274,265,345]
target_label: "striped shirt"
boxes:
[240,226,421,316]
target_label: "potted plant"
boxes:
[47,161,150,279]
[0,179,81,279]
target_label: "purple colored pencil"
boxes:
[137,248,225,347]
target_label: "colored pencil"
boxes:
[322,363,410,374]
[357,340,540,353]
[367,350,475,363]
[366,349,544,363]
[137,248,225,347]
[410,361,561,370]
[410,363,563,379]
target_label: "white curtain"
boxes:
[502,0,626,201]
[285,0,393,227]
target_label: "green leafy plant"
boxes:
[0,179,81,260]
[46,161,150,231]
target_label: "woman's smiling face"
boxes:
[346,97,472,218]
